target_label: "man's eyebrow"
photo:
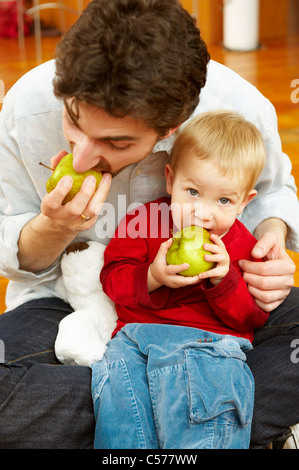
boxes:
[64,108,139,142]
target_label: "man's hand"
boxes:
[239,231,295,312]
[41,151,112,233]
[18,151,112,273]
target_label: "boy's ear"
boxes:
[165,163,174,195]
[237,189,257,215]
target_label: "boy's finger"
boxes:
[166,263,190,275]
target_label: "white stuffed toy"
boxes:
[54,241,117,367]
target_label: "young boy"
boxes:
[92,111,270,449]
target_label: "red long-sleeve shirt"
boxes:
[100,197,269,341]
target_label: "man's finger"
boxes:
[50,150,69,169]
[243,271,294,291]
[239,258,295,277]
[88,172,112,215]
[41,175,74,214]
[247,284,290,312]
[251,231,278,259]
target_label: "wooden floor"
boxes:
[0,33,299,311]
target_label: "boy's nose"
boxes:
[193,202,213,224]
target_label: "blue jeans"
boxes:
[247,287,299,447]
[0,289,299,448]
[0,298,94,448]
[91,324,254,449]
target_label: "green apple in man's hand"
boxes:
[41,153,102,204]
[166,226,215,276]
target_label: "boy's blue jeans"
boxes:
[91,324,254,449]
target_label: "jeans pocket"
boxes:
[185,347,254,428]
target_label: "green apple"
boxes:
[166,225,215,276]
[45,153,102,204]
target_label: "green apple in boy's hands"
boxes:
[41,153,103,204]
[166,226,215,276]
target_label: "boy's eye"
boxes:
[188,188,199,197]
[219,197,230,205]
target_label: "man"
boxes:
[0,0,298,448]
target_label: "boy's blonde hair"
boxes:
[171,110,266,193]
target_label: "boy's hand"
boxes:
[197,233,230,286]
[147,238,201,292]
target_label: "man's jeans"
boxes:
[0,289,299,448]
[246,287,299,448]
[0,298,94,448]
[92,324,254,449]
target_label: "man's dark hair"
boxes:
[53,0,210,136]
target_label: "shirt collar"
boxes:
[152,131,178,154]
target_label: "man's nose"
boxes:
[72,136,102,172]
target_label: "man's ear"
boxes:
[165,163,174,196]
[237,189,257,215]
[160,125,181,140]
